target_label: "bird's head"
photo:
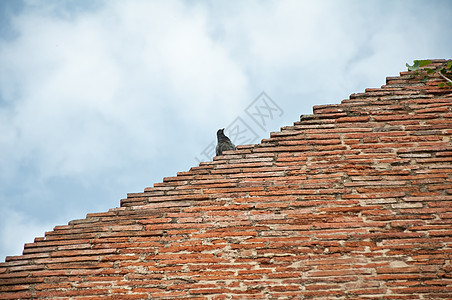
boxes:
[217,128,230,141]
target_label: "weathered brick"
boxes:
[337,116,370,123]
[2,60,452,299]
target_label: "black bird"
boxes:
[216,128,236,156]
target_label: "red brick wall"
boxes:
[1,60,452,299]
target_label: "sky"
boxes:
[0,0,451,261]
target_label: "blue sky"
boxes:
[1,0,451,261]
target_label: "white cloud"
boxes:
[0,0,249,179]
[0,208,53,259]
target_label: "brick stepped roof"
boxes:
[1,59,452,299]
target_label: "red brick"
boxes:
[301,290,346,297]
[309,269,372,277]
[337,116,370,123]
[390,286,451,294]
[0,292,34,299]
[190,288,231,294]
